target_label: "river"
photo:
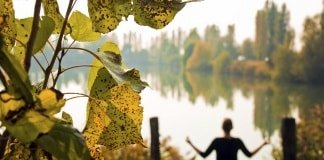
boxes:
[34,61,322,160]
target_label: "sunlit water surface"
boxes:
[51,72,291,160]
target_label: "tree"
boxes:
[239,39,255,60]
[183,28,200,65]
[255,1,291,62]
[297,5,324,83]
[0,0,189,159]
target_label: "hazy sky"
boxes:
[13,0,323,49]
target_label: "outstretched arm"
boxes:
[250,140,269,156]
[239,139,269,157]
[186,137,215,158]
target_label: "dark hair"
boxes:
[222,118,233,133]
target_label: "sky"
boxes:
[13,0,323,50]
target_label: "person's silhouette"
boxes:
[186,118,269,160]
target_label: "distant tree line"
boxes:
[122,0,324,84]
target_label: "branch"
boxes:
[32,55,46,74]
[43,0,74,89]
[24,0,42,72]
[61,65,96,74]
[61,47,101,61]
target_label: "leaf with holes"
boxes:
[133,0,186,29]
[69,11,100,42]
[84,67,143,157]
[87,0,132,33]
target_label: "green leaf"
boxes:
[36,124,90,160]
[83,66,143,157]
[42,0,70,34]
[0,37,34,104]
[37,88,65,116]
[14,16,55,59]
[96,42,148,92]
[4,110,55,143]
[33,16,55,54]
[62,111,73,125]
[69,11,100,42]
[0,0,16,50]
[133,0,186,29]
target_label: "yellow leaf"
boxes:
[38,88,65,116]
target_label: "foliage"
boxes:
[103,137,183,160]
[255,1,290,61]
[186,41,213,71]
[297,105,324,159]
[230,60,270,79]
[0,0,188,159]
[212,50,231,74]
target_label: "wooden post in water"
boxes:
[150,117,160,160]
[281,118,296,160]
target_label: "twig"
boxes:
[25,0,42,72]
[61,47,101,61]
[32,55,46,74]
[43,0,75,89]
[61,65,96,74]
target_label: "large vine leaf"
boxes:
[0,0,16,50]
[94,41,148,92]
[36,124,90,160]
[83,67,143,158]
[42,0,70,34]
[69,11,100,42]
[87,0,188,33]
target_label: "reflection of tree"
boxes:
[184,72,233,108]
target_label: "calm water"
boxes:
[38,65,324,160]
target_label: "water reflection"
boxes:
[30,65,324,159]
[141,69,324,139]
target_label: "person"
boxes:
[186,118,269,160]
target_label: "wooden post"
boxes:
[281,118,296,160]
[150,117,160,160]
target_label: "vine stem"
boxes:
[43,0,74,89]
[25,0,42,72]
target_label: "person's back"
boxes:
[186,118,269,160]
[213,137,251,160]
